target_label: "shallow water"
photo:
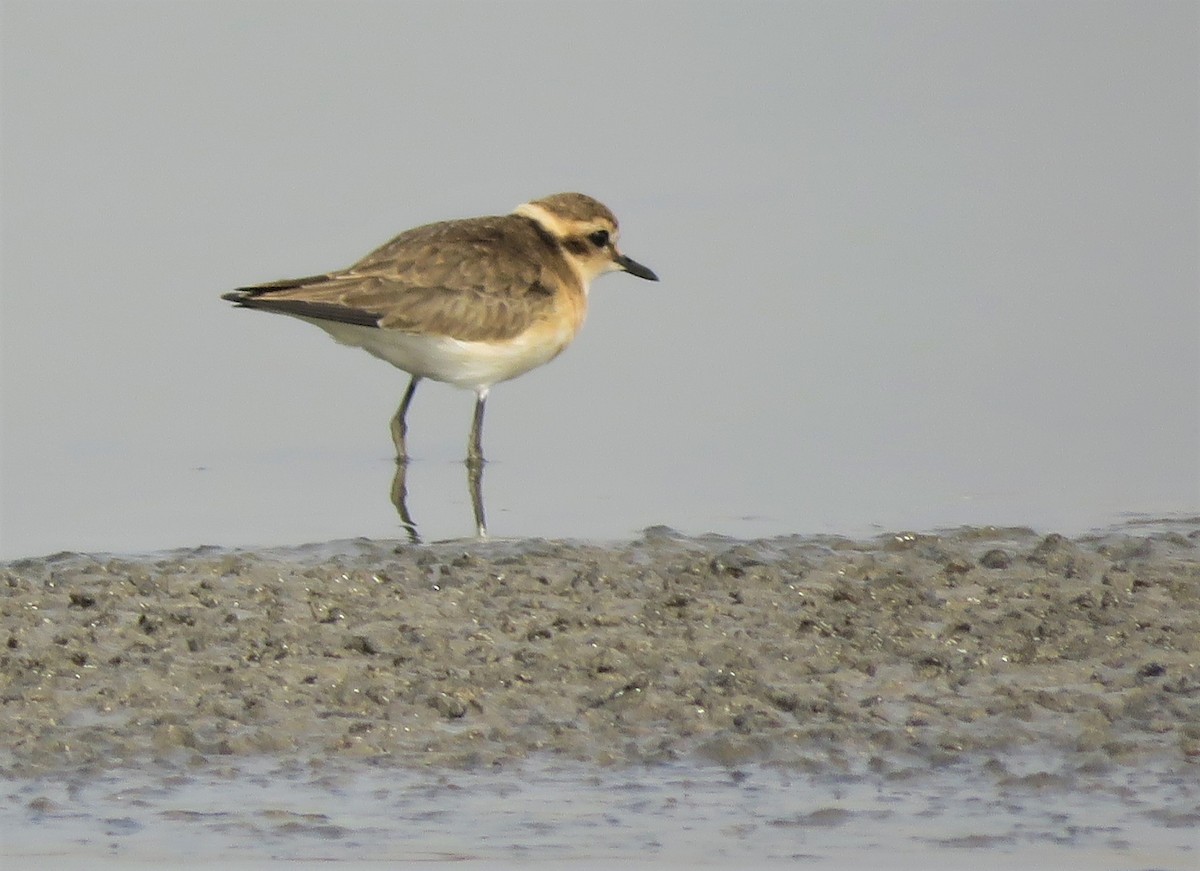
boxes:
[2,3,1196,561]
[5,756,1197,870]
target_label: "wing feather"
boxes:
[225,215,571,342]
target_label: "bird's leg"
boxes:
[467,388,488,465]
[390,376,421,463]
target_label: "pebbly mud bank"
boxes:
[2,522,1198,779]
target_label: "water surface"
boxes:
[6,757,1196,870]
[2,4,1195,556]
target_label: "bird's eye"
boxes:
[588,230,610,248]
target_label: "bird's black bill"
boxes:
[616,254,659,282]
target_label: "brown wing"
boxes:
[224,215,570,342]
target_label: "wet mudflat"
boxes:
[2,521,1198,867]
[5,754,1197,869]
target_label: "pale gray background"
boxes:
[2,1,1197,558]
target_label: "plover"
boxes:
[222,193,658,464]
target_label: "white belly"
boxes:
[299,317,572,390]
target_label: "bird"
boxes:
[222,192,658,465]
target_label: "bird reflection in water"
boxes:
[389,458,486,544]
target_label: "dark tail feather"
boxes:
[220,286,380,327]
[221,272,338,303]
